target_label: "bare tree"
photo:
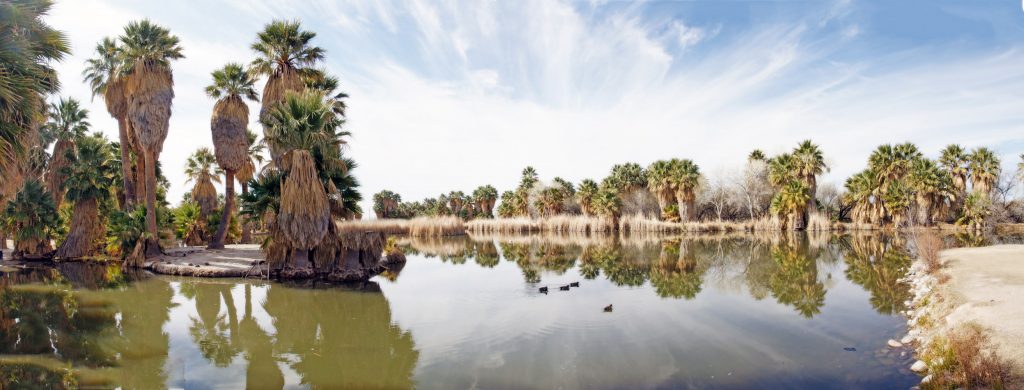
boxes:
[731,160,772,220]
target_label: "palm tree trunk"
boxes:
[118,117,136,209]
[55,197,100,259]
[240,182,252,244]
[144,149,160,257]
[209,170,234,249]
[135,148,147,211]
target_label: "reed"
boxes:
[336,216,466,237]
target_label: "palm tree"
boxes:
[471,185,498,218]
[236,130,264,243]
[767,153,795,189]
[770,181,810,230]
[646,160,677,220]
[515,166,539,216]
[669,159,700,222]
[907,158,953,226]
[957,192,991,231]
[791,140,827,228]
[0,0,69,184]
[592,185,622,229]
[83,36,137,208]
[262,90,349,271]
[205,63,259,249]
[748,149,766,162]
[119,20,184,256]
[251,19,325,161]
[304,71,348,118]
[55,133,115,258]
[939,144,969,216]
[967,147,1000,197]
[843,169,879,225]
[607,162,647,195]
[184,148,221,221]
[576,179,599,216]
[41,97,90,209]
[373,190,401,218]
[2,180,58,259]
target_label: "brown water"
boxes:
[1,232,1017,389]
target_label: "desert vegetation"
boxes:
[370,140,1024,235]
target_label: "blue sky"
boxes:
[48,0,1024,212]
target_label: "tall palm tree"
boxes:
[41,97,89,209]
[251,19,325,161]
[576,179,599,216]
[770,181,810,230]
[184,148,221,220]
[0,0,69,184]
[83,36,137,208]
[55,133,115,258]
[939,144,968,216]
[767,153,795,189]
[262,90,348,270]
[843,169,879,225]
[907,158,953,226]
[206,63,259,249]
[515,166,539,216]
[119,19,184,256]
[791,140,827,228]
[646,160,677,220]
[471,185,498,218]
[967,147,1000,197]
[236,129,264,243]
[669,159,700,222]
[592,185,622,229]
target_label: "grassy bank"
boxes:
[337,217,466,237]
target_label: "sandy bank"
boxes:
[939,245,1024,373]
[905,244,1024,387]
[146,244,266,278]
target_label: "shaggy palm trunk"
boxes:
[144,150,160,257]
[118,117,136,208]
[801,177,816,230]
[55,197,101,259]
[134,150,147,209]
[279,151,330,274]
[46,139,73,209]
[676,190,695,222]
[916,195,933,226]
[209,170,235,249]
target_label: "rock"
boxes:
[901,335,914,344]
[909,329,921,337]
[900,351,908,359]
[921,374,932,383]
[910,360,927,372]
[888,339,904,348]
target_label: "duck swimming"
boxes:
[539,286,549,293]
[569,281,579,287]
[559,285,570,291]
[603,304,613,312]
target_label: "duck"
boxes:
[603,304,613,312]
[539,286,549,293]
[569,281,580,287]
[559,285,570,291]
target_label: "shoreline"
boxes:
[904,244,1024,388]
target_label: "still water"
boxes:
[1,232,1016,389]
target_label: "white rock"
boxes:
[888,339,904,348]
[909,329,921,337]
[921,374,932,383]
[901,335,914,344]
[910,360,928,372]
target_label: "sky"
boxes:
[45,0,1024,214]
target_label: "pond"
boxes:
[1,232,1018,389]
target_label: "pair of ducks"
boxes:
[538,281,579,294]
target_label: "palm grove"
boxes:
[375,140,1019,231]
[0,2,364,272]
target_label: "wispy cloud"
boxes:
[46,0,1024,213]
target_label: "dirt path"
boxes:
[938,245,1024,374]
[147,244,267,278]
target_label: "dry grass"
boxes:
[913,230,945,275]
[466,217,541,234]
[278,150,330,249]
[621,214,751,233]
[336,216,466,237]
[921,324,1011,390]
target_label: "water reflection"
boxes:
[0,264,417,388]
[2,232,1020,388]
[402,232,911,319]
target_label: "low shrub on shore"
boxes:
[920,324,1010,390]
[912,231,945,275]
